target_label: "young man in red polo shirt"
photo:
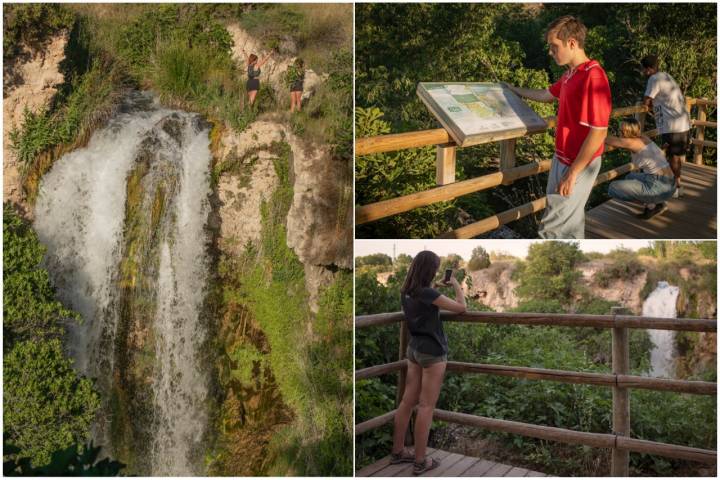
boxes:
[506,16,612,238]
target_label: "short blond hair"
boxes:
[545,15,587,48]
[620,118,642,138]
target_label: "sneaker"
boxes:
[672,185,683,198]
[413,457,440,475]
[640,202,668,220]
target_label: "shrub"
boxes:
[3,4,74,60]
[4,340,100,467]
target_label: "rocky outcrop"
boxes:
[466,261,519,312]
[227,24,326,103]
[214,118,352,311]
[579,260,648,314]
[3,32,68,214]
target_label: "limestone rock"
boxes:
[466,261,520,312]
[3,32,68,215]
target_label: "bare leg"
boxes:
[414,361,447,462]
[392,359,422,454]
[670,154,684,188]
[248,90,258,105]
[295,91,302,112]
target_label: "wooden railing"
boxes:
[355,309,718,476]
[356,98,717,238]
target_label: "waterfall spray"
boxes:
[34,92,212,475]
[642,281,680,378]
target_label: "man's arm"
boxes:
[505,84,556,103]
[557,128,607,196]
[643,96,654,115]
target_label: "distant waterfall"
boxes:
[642,281,680,378]
[34,92,212,475]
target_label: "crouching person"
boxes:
[606,118,677,219]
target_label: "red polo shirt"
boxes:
[548,60,612,166]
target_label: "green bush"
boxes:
[3,4,74,60]
[594,248,645,288]
[3,204,77,344]
[4,340,100,467]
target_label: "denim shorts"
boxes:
[406,346,447,368]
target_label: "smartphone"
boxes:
[443,268,453,283]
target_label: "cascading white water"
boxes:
[33,92,211,475]
[642,281,680,378]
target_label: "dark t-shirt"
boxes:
[401,287,448,356]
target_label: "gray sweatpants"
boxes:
[538,155,601,239]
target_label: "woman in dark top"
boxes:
[391,250,467,475]
[288,58,305,112]
[246,52,272,106]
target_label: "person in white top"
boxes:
[606,118,677,219]
[642,55,690,195]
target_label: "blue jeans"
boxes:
[608,172,676,205]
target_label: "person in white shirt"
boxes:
[641,55,690,196]
[606,118,677,219]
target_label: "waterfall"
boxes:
[642,281,680,378]
[34,92,212,475]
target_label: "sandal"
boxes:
[389,448,415,465]
[413,457,440,475]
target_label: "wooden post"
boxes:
[611,306,630,477]
[436,143,456,185]
[499,139,516,185]
[634,101,646,133]
[693,100,707,165]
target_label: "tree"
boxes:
[468,246,491,271]
[4,340,100,467]
[4,440,125,476]
[514,241,584,305]
[355,253,393,268]
[3,203,77,345]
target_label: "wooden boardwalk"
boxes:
[585,163,716,238]
[357,448,548,477]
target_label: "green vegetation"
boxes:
[211,142,351,476]
[3,3,73,60]
[355,3,717,238]
[355,243,716,476]
[468,246,491,271]
[3,205,100,468]
[4,440,124,476]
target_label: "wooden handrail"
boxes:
[355,309,717,471]
[355,310,717,332]
[356,97,716,233]
[355,105,654,157]
[355,359,716,395]
[439,161,636,238]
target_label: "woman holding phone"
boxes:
[390,250,467,475]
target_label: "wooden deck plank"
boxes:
[524,470,547,477]
[434,455,479,477]
[420,451,466,476]
[360,449,550,477]
[585,163,716,239]
[506,466,531,476]
[460,459,498,477]
[485,462,515,477]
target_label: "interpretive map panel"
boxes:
[417,82,547,147]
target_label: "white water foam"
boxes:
[34,93,211,475]
[642,281,680,378]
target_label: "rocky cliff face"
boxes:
[3,32,68,215]
[214,117,352,311]
[466,262,519,312]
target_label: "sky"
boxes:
[354,239,655,260]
